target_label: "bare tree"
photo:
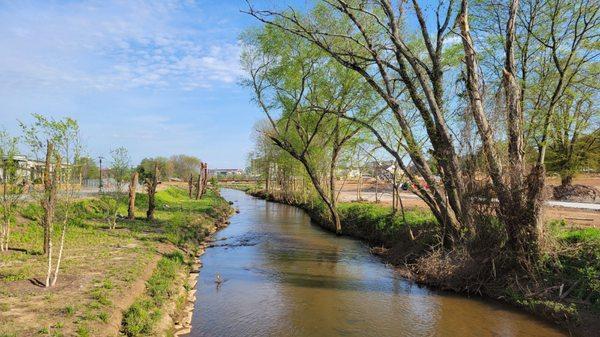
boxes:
[145,164,160,221]
[200,163,209,198]
[127,171,138,220]
[195,170,202,200]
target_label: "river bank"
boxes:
[231,185,599,337]
[0,186,233,337]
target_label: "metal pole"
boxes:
[99,156,104,193]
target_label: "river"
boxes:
[186,189,566,337]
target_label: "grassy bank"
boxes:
[239,186,599,336]
[0,186,232,337]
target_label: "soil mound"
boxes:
[552,184,600,203]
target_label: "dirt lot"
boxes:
[546,174,600,190]
[338,178,600,228]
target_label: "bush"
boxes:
[19,203,43,220]
[122,299,159,337]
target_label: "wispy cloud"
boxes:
[0,0,243,92]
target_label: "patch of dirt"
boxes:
[552,184,600,203]
[543,208,600,227]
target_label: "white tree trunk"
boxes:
[45,237,53,287]
[50,220,67,287]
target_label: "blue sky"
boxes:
[0,0,308,168]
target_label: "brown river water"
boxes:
[186,189,567,337]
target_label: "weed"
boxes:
[97,311,109,323]
[121,300,159,337]
[102,279,114,289]
[75,325,90,337]
[90,288,111,306]
[63,306,75,317]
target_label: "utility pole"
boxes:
[98,156,104,193]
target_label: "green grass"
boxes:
[541,220,600,311]
[559,227,600,243]
[314,201,438,246]
[124,187,230,250]
[1,186,231,336]
[121,252,186,337]
[338,202,437,230]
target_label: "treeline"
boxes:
[0,114,210,287]
[74,153,205,182]
[241,0,599,272]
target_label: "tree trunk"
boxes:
[375,174,379,203]
[195,173,201,200]
[397,188,414,241]
[188,174,193,198]
[357,173,362,200]
[44,150,60,287]
[561,174,573,186]
[127,172,138,220]
[299,157,341,234]
[200,163,208,198]
[459,0,542,264]
[1,173,7,251]
[3,220,9,251]
[1,218,8,251]
[265,163,270,194]
[146,164,159,221]
[330,145,342,234]
[42,141,57,256]
[50,217,67,286]
[45,231,53,287]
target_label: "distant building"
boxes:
[209,168,244,177]
[0,155,46,182]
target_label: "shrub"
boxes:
[121,300,158,337]
[19,203,43,220]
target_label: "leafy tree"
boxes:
[246,0,599,266]
[76,156,99,180]
[20,113,82,287]
[139,157,172,180]
[137,159,162,221]
[101,147,130,229]
[241,24,374,233]
[169,154,202,179]
[546,89,599,185]
[0,130,25,252]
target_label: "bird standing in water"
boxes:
[215,273,223,289]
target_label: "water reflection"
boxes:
[186,189,566,337]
